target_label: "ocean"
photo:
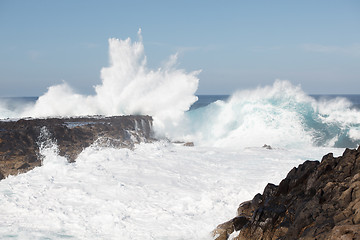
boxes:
[0,33,359,240]
[193,94,360,110]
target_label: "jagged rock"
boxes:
[0,116,153,179]
[172,141,195,147]
[212,219,235,240]
[214,146,360,239]
[263,144,272,150]
[184,142,194,147]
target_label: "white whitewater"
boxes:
[0,138,344,239]
[185,80,360,148]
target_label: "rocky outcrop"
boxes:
[0,116,153,179]
[213,146,360,240]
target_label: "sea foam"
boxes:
[0,134,345,239]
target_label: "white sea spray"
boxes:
[0,139,345,239]
[184,80,360,148]
[20,29,199,138]
[0,31,359,148]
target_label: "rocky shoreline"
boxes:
[0,116,153,179]
[2,116,360,239]
[213,146,360,240]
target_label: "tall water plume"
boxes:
[21,29,200,136]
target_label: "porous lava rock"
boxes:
[213,146,360,240]
[0,116,153,179]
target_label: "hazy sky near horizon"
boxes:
[0,0,359,96]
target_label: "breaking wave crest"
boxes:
[184,80,360,148]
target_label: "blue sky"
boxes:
[0,0,359,96]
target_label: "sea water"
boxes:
[0,30,359,239]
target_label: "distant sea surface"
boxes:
[1,94,360,111]
[191,94,360,110]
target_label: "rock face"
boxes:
[0,116,153,179]
[213,146,360,240]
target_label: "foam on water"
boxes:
[0,131,345,239]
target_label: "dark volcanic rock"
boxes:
[0,116,153,179]
[213,146,360,240]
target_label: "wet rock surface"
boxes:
[213,146,360,240]
[0,116,153,179]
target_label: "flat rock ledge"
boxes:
[0,115,153,180]
[213,146,360,240]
